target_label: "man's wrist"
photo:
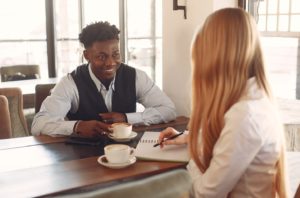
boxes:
[123,113,128,122]
[72,120,81,134]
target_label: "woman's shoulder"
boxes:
[226,97,274,120]
[224,97,281,139]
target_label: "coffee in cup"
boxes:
[111,122,132,138]
[104,144,134,164]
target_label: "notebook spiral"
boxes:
[139,139,159,143]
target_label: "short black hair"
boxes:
[79,21,120,49]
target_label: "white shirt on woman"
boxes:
[187,77,285,198]
[31,65,176,136]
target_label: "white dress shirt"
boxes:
[187,78,285,198]
[31,65,176,136]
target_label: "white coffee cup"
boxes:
[104,144,134,164]
[111,122,132,138]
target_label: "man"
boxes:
[31,21,176,137]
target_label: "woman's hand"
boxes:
[158,127,188,148]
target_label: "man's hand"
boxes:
[75,120,111,138]
[99,112,127,124]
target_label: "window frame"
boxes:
[0,0,161,82]
[239,0,300,99]
[239,0,300,37]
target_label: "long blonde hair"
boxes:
[189,8,287,197]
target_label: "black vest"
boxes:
[67,63,136,121]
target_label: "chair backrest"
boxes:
[57,169,192,198]
[295,184,300,198]
[35,83,56,113]
[0,64,40,82]
[0,95,12,139]
[0,88,29,137]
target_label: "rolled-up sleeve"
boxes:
[31,75,79,136]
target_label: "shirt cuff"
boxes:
[126,112,144,125]
[64,121,79,136]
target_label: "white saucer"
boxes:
[108,131,138,142]
[97,155,137,169]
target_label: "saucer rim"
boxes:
[108,131,137,141]
[97,155,136,169]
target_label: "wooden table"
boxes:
[0,116,189,197]
[0,77,59,108]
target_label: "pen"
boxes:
[153,131,184,147]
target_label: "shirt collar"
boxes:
[88,63,116,91]
[242,77,265,100]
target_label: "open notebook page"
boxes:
[135,131,190,162]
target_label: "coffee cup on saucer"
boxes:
[104,144,134,164]
[111,122,132,139]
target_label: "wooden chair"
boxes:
[295,184,300,198]
[0,95,12,139]
[0,64,40,82]
[35,83,56,113]
[0,88,29,137]
[57,169,192,198]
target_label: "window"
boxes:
[255,0,300,33]
[0,0,48,79]
[0,0,162,85]
[126,0,162,86]
[54,0,120,77]
[245,0,300,99]
[54,0,81,77]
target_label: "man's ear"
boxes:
[83,50,89,61]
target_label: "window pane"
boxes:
[155,0,162,37]
[155,38,162,87]
[278,15,289,31]
[83,0,119,26]
[56,41,82,78]
[291,0,300,13]
[0,42,48,78]
[127,0,152,37]
[155,0,162,86]
[267,15,277,31]
[126,0,161,84]
[258,15,266,31]
[0,0,45,39]
[279,0,289,14]
[268,0,278,14]
[261,37,298,99]
[290,15,300,31]
[55,0,80,39]
[0,0,47,79]
[258,0,267,14]
[55,0,81,78]
[127,39,154,79]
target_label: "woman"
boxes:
[159,8,288,197]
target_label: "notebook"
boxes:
[135,131,190,162]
